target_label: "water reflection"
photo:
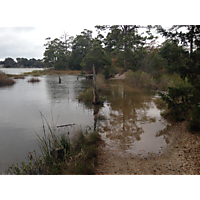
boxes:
[98,81,170,157]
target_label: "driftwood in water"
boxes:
[59,76,61,84]
[92,64,100,104]
[57,123,75,128]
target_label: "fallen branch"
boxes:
[57,123,75,128]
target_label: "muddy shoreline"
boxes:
[96,121,200,175]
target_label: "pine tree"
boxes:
[156,25,200,131]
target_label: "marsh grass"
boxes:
[27,77,41,83]
[5,113,101,175]
[78,87,94,102]
[13,75,25,79]
[0,74,15,87]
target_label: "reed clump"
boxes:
[27,77,41,83]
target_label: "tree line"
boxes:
[0,57,44,68]
[43,26,156,72]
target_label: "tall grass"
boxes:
[5,113,101,175]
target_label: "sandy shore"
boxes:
[96,121,200,175]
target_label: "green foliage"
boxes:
[125,70,157,90]
[78,87,94,102]
[81,41,111,73]
[4,57,16,68]
[156,25,200,131]
[103,66,121,79]
[158,85,192,121]
[69,30,93,70]
[159,40,188,74]
[43,37,69,70]
[96,25,157,70]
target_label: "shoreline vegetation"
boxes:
[2,68,199,175]
[5,114,101,175]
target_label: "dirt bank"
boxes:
[96,121,200,175]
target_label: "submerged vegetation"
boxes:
[5,114,101,175]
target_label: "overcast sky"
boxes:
[0,25,169,62]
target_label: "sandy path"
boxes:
[96,121,200,175]
[109,73,126,80]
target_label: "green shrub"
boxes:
[78,87,94,102]
[125,70,157,90]
[103,66,121,79]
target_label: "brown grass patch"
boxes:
[0,74,15,87]
[27,77,40,83]
[13,75,25,79]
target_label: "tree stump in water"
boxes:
[92,64,100,104]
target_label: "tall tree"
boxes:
[60,32,74,69]
[69,29,93,70]
[43,37,68,70]
[156,25,200,54]
[4,58,16,68]
[95,25,155,71]
[81,40,111,73]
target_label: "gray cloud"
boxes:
[0,27,47,61]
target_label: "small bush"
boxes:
[103,66,122,79]
[78,87,94,102]
[125,70,157,90]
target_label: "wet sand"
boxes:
[96,121,200,175]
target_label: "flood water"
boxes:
[98,81,170,158]
[0,69,170,174]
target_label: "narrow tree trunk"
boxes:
[124,59,127,72]
[92,64,100,104]
[190,25,194,55]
